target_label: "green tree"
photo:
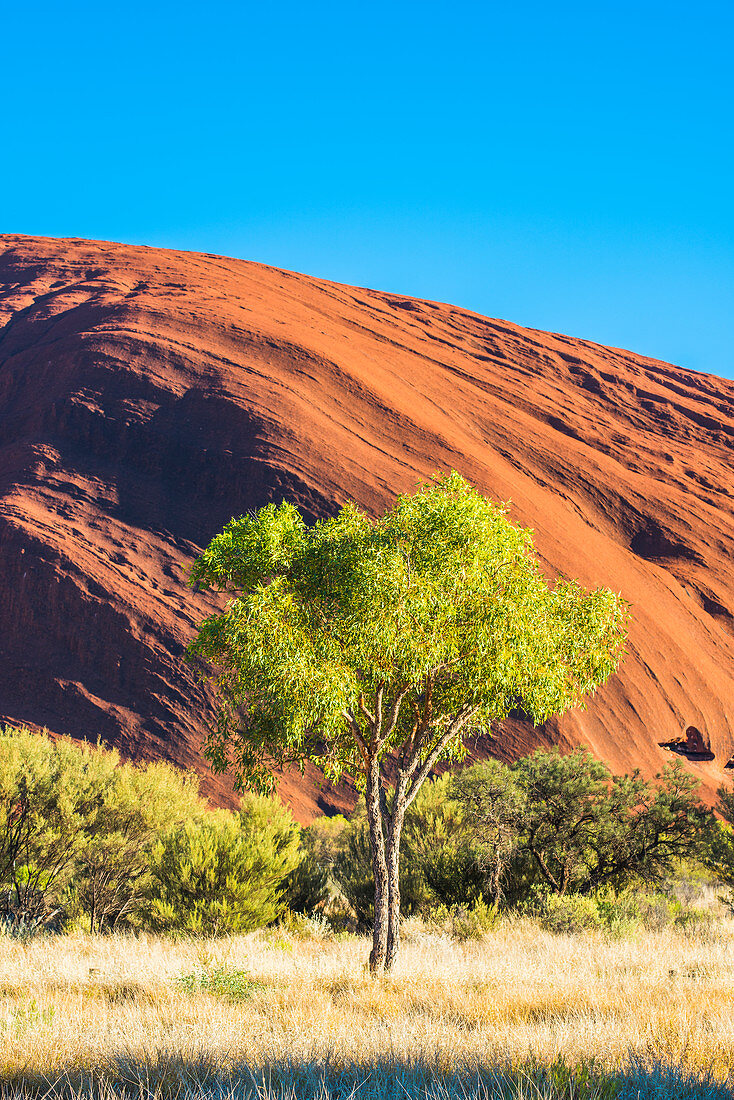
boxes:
[188,472,628,972]
[701,785,734,906]
[0,726,116,930]
[455,750,708,898]
[147,796,301,935]
[451,760,526,902]
[74,761,203,933]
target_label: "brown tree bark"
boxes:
[365,755,389,975]
[346,689,477,976]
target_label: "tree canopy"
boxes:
[189,471,629,971]
[190,472,627,788]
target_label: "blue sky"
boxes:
[3,1,732,377]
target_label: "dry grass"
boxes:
[0,917,733,1095]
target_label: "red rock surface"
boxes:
[1,234,732,816]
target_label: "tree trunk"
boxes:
[385,792,407,971]
[365,756,389,975]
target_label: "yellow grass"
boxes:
[1,916,733,1086]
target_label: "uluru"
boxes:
[0,233,732,816]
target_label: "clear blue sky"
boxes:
[3,1,732,377]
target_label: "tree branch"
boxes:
[358,694,375,730]
[404,704,477,808]
[382,685,411,744]
[342,708,369,769]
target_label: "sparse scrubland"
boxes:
[1,916,734,1099]
[2,724,734,1098]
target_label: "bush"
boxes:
[147,796,301,935]
[283,833,331,915]
[279,910,332,939]
[403,775,486,908]
[175,966,262,1001]
[74,760,203,932]
[533,892,602,935]
[454,750,710,903]
[427,896,500,941]
[0,726,119,932]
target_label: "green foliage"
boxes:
[175,966,262,1001]
[147,796,301,935]
[331,814,378,930]
[530,891,603,934]
[188,473,629,792]
[522,883,716,937]
[283,817,339,915]
[283,847,329,915]
[402,775,485,908]
[450,761,525,901]
[0,997,55,1038]
[454,750,709,900]
[74,761,203,933]
[703,786,734,909]
[426,896,500,941]
[0,726,118,930]
[0,726,311,939]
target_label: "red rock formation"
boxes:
[1,234,732,817]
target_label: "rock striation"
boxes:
[1,234,733,815]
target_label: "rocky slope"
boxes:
[1,234,732,815]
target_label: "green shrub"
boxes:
[403,775,486,909]
[74,760,203,933]
[175,966,261,1001]
[0,726,119,932]
[426,897,500,941]
[147,796,301,935]
[284,843,330,915]
[280,910,332,939]
[454,750,710,904]
[533,892,602,935]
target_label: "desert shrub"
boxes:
[450,760,525,902]
[146,796,301,935]
[73,760,203,932]
[454,750,709,903]
[0,726,211,937]
[402,775,486,908]
[175,966,262,1001]
[532,891,603,934]
[283,837,331,914]
[0,726,119,933]
[426,896,500,941]
[279,910,332,938]
[703,786,734,909]
[331,816,377,930]
[522,883,714,938]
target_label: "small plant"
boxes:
[265,933,294,953]
[0,911,47,943]
[534,892,602,935]
[541,1055,620,1099]
[280,910,332,939]
[426,896,499,942]
[175,966,262,1001]
[0,997,55,1037]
